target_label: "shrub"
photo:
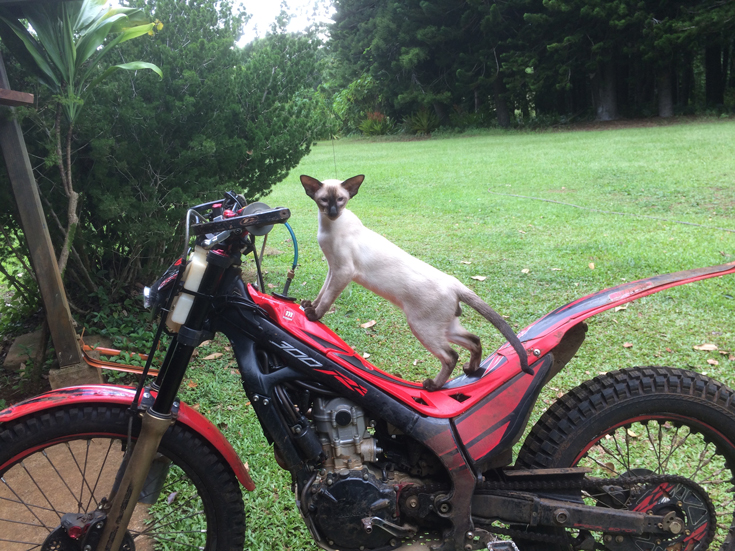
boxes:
[405,108,440,135]
[358,111,394,136]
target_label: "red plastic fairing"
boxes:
[249,262,735,419]
[0,385,255,491]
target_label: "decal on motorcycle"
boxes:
[314,369,368,396]
[270,340,324,367]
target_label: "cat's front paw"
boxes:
[300,299,320,321]
[422,378,440,392]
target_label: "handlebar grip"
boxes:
[191,207,291,236]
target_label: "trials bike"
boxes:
[2,192,735,551]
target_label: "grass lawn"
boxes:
[163,119,735,549]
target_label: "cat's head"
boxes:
[300,175,365,220]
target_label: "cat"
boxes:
[299,174,531,391]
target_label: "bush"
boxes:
[405,108,440,135]
[358,111,394,135]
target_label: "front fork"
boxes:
[96,248,234,549]
[98,409,173,550]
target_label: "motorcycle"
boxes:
[1,191,735,551]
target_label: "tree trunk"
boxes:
[657,65,674,118]
[493,77,510,128]
[592,60,617,121]
[705,44,724,106]
[56,120,78,276]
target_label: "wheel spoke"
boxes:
[1,476,53,533]
[84,438,115,511]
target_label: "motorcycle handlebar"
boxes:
[191,207,291,236]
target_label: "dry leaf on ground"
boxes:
[693,343,718,351]
[614,304,628,312]
[362,352,371,359]
[589,262,595,270]
[360,320,377,329]
[521,268,530,274]
[203,352,223,360]
[707,358,720,366]
[460,260,471,265]
[623,342,633,348]
[471,275,487,281]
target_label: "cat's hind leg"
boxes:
[421,345,459,391]
[447,317,483,375]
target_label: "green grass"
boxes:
[176,120,735,548]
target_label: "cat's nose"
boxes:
[329,205,338,217]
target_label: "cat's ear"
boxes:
[300,175,323,199]
[341,175,365,198]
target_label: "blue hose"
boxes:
[281,222,299,296]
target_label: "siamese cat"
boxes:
[300,174,531,391]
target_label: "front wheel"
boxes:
[0,404,245,550]
[516,367,735,551]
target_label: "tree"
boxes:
[69,0,325,291]
[0,0,161,276]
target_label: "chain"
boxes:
[403,473,716,550]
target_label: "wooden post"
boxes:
[0,51,100,385]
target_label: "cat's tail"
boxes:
[458,289,531,375]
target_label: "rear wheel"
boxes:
[0,404,245,550]
[516,367,735,551]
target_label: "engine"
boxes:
[304,397,417,550]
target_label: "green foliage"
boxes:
[405,107,439,135]
[332,75,383,134]
[0,0,161,125]
[358,110,394,135]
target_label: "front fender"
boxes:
[0,385,255,491]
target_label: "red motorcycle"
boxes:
[1,193,735,551]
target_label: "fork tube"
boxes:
[100,410,172,551]
[99,250,234,550]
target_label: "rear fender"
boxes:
[0,385,255,491]
[511,261,735,361]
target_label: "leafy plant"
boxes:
[358,110,394,136]
[0,0,162,277]
[405,107,440,135]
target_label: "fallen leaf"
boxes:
[199,340,212,348]
[191,349,199,357]
[729,355,735,361]
[203,352,223,360]
[360,320,377,329]
[666,347,673,353]
[623,342,634,348]
[707,358,720,366]
[267,283,275,289]
[603,462,616,475]
[413,359,418,366]
[460,261,472,265]
[191,404,200,411]
[614,304,628,312]
[719,350,728,355]
[167,491,178,505]
[187,380,198,388]
[551,268,562,271]
[693,343,718,351]
[244,461,249,471]
[521,268,530,274]
[518,230,526,234]
[225,346,232,352]
[471,275,487,281]
[627,429,639,438]
[589,262,595,270]
[301,281,307,286]
[362,352,371,359]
